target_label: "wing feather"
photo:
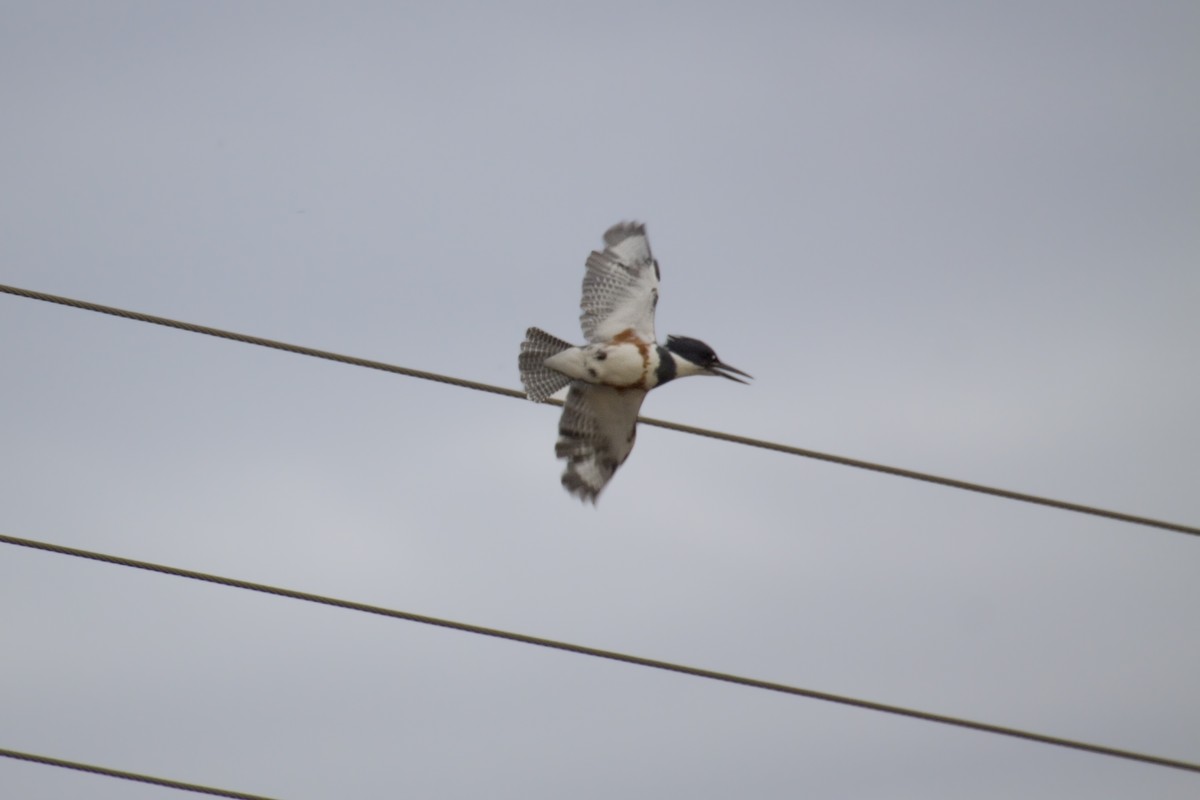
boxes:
[556,382,647,502]
[579,222,659,343]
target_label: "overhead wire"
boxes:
[3,532,1198,776]
[0,746,278,800]
[1,282,1196,538]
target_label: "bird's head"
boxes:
[665,335,752,384]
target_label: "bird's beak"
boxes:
[710,361,752,384]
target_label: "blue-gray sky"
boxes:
[2,2,1198,798]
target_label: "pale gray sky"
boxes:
[2,2,1198,798]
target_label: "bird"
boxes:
[518,221,751,502]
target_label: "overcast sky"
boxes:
[2,2,1198,798]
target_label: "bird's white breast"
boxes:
[545,342,653,389]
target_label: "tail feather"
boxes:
[519,327,574,402]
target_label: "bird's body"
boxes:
[519,222,749,502]
[543,335,672,391]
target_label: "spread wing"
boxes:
[555,382,647,502]
[579,222,660,344]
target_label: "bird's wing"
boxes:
[555,382,647,502]
[579,222,660,344]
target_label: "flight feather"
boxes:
[555,382,647,502]
[579,222,660,344]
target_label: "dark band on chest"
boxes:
[654,345,676,386]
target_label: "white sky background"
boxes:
[2,1,1198,797]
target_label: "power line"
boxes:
[0,746,278,800]
[2,281,1197,538]
[4,532,1198,776]
[0,283,517,399]
[632,417,1200,535]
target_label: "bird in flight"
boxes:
[519,222,751,502]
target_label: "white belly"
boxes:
[545,342,649,388]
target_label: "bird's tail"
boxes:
[519,327,574,403]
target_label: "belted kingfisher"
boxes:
[519,222,751,502]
